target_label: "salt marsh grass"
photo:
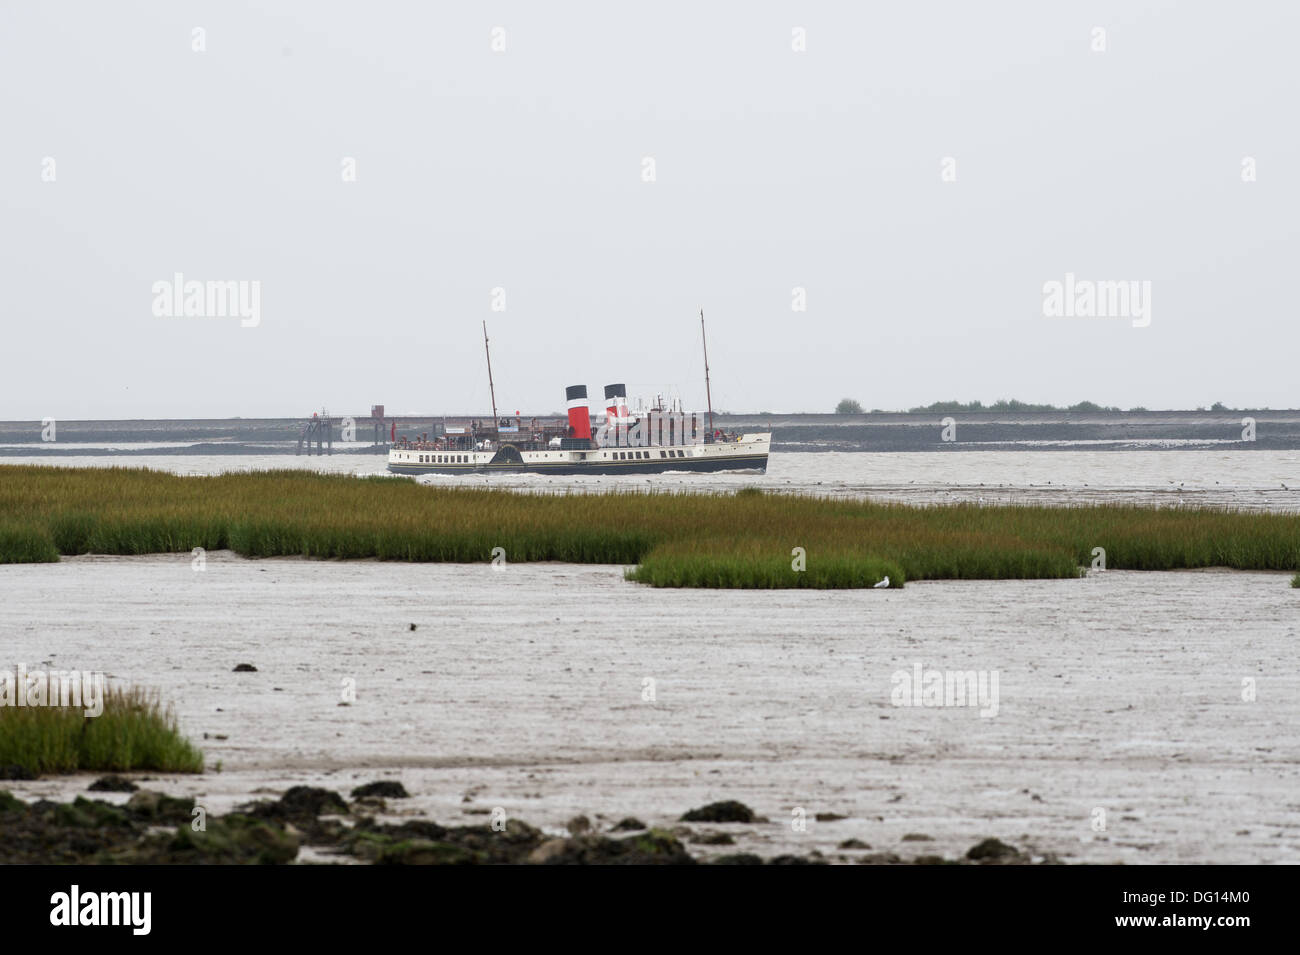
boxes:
[0,520,59,563]
[0,686,204,776]
[2,465,1298,588]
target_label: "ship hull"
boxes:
[387,455,768,476]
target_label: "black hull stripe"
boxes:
[387,455,768,476]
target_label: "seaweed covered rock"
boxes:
[245,786,349,821]
[375,841,482,865]
[690,831,735,845]
[88,775,138,793]
[125,790,195,824]
[679,800,755,824]
[528,829,696,866]
[966,837,1019,862]
[342,817,544,865]
[0,791,26,814]
[350,780,409,800]
[3,797,138,864]
[768,853,830,865]
[125,814,299,865]
[0,793,296,864]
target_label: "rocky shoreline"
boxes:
[0,779,1049,866]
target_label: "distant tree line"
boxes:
[909,399,1124,413]
[833,399,1252,414]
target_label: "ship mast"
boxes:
[482,320,499,424]
[700,309,714,432]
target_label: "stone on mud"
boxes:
[680,800,755,823]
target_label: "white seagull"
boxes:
[873,576,890,589]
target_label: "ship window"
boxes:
[636,451,644,459]
[659,451,666,458]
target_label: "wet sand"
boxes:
[2,554,1296,864]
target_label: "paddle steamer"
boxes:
[387,315,770,476]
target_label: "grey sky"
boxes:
[2,1,1296,419]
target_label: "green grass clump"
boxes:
[1,464,1298,589]
[627,538,904,588]
[0,686,204,776]
[0,521,59,563]
[1292,573,1299,588]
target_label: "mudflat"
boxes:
[2,555,1295,864]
